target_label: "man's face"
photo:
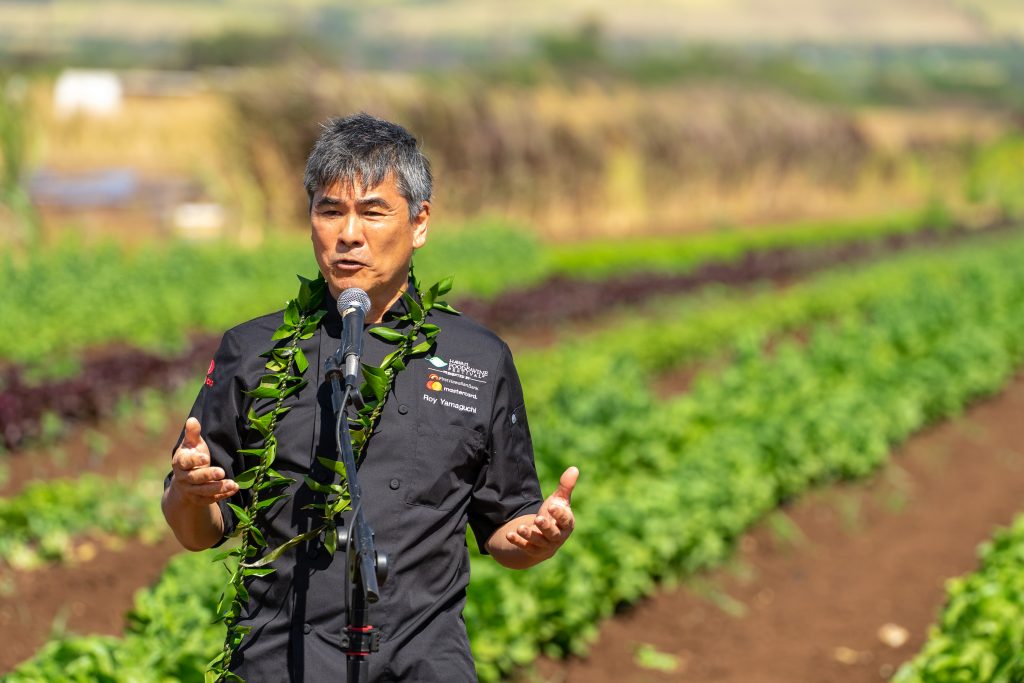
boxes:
[310,174,430,307]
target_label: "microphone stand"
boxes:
[324,351,389,683]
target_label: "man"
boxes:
[162,113,579,681]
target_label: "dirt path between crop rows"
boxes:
[530,375,1024,683]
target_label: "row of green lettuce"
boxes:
[0,471,166,571]
[893,514,1024,683]
[6,231,1024,681]
[0,205,964,376]
[0,224,1001,570]
[546,201,953,278]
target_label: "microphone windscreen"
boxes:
[338,288,371,317]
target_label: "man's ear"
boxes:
[411,201,431,250]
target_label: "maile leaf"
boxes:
[234,467,261,490]
[369,327,408,343]
[212,547,241,562]
[402,292,424,323]
[227,503,252,527]
[304,475,336,494]
[254,494,289,511]
[241,528,320,568]
[243,566,277,578]
[432,301,460,314]
[436,275,454,296]
[409,340,434,355]
[271,323,295,341]
[324,525,338,555]
[296,274,315,310]
[245,386,283,399]
[316,456,348,479]
[248,524,266,547]
[284,299,300,326]
[279,378,309,399]
[361,363,389,401]
[293,347,309,374]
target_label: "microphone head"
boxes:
[337,288,371,317]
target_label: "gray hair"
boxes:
[303,113,432,221]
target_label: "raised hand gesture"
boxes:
[169,417,238,506]
[505,466,578,559]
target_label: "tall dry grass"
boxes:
[24,70,1016,242]
[223,69,1006,238]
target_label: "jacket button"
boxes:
[398,404,409,415]
[389,478,400,490]
[303,623,312,635]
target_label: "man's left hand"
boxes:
[505,466,578,558]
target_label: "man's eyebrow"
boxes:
[314,196,342,207]
[356,197,393,210]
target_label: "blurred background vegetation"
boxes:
[1,0,1023,246]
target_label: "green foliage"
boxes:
[0,471,164,570]
[0,211,969,378]
[893,515,1024,683]
[0,237,314,374]
[466,233,1024,680]
[633,643,680,673]
[965,136,1024,219]
[0,76,39,249]
[548,211,936,279]
[414,219,548,299]
[3,549,229,683]
[209,273,324,680]
[0,221,541,376]
[10,231,1024,681]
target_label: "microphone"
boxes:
[338,288,371,389]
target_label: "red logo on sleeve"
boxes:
[205,359,215,387]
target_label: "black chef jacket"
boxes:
[167,289,544,682]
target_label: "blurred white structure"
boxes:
[53,70,123,118]
[171,202,226,241]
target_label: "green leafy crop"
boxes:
[8,231,1024,682]
[894,515,1024,683]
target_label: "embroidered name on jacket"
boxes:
[422,357,486,413]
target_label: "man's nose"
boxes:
[338,214,364,246]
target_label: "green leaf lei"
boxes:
[207,268,457,682]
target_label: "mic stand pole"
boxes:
[325,353,389,683]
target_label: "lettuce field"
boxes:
[3,216,1024,682]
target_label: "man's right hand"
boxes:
[170,417,238,506]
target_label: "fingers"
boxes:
[182,417,204,448]
[183,466,226,486]
[545,501,575,531]
[173,447,209,471]
[553,466,579,504]
[534,514,562,542]
[505,516,570,556]
[171,420,238,506]
[505,525,553,554]
[178,479,239,506]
